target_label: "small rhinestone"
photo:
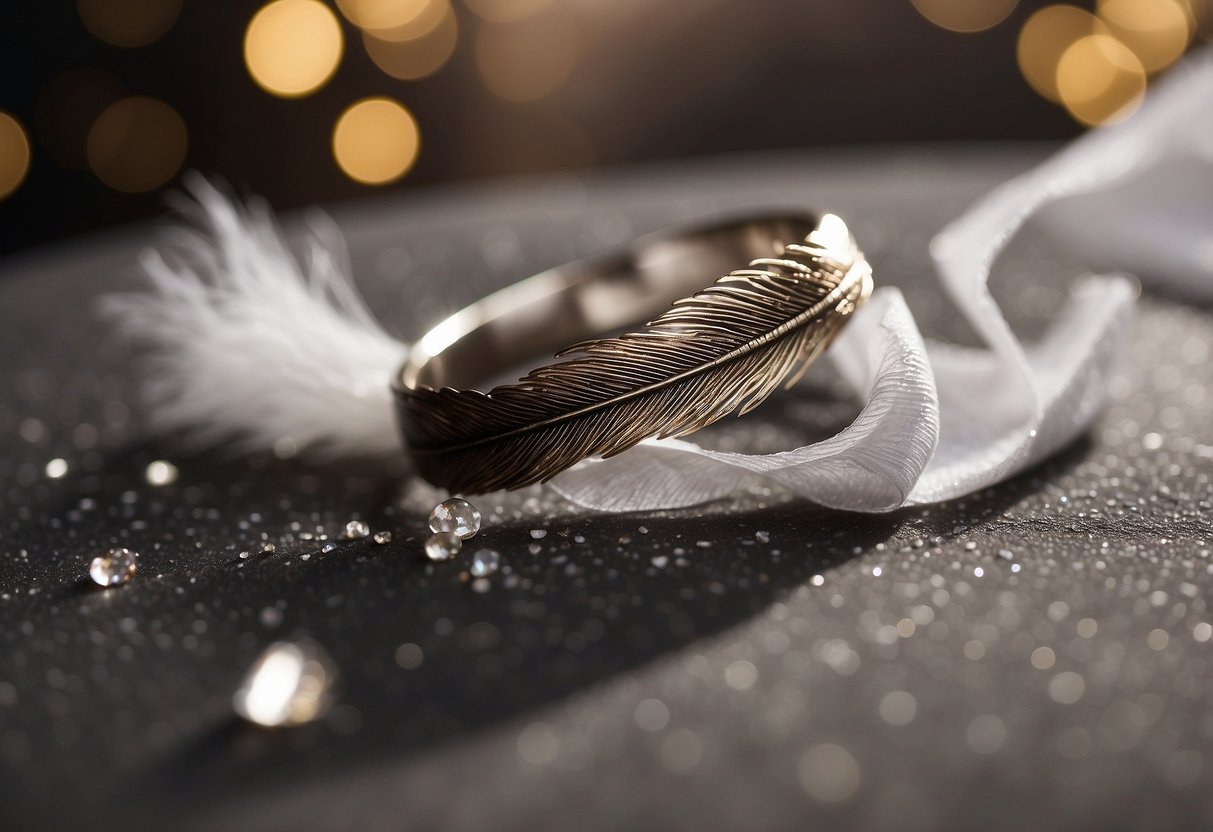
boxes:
[425,532,461,562]
[428,498,482,539]
[89,547,138,587]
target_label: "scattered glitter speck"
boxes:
[343,520,370,540]
[425,532,461,562]
[428,498,481,539]
[232,641,336,728]
[144,460,178,486]
[798,743,861,802]
[966,715,1007,754]
[724,660,758,690]
[634,698,670,732]
[878,690,917,726]
[394,642,423,669]
[517,722,558,765]
[1030,646,1056,670]
[470,549,500,577]
[45,458,68,479]
[660,728,704,774]
[89,548,138,587]
[1048,671,1086,704]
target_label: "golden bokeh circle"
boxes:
[1098,0,1192,73]
[363,3,458,80]
[463,0,552,24]
[336,0,437,32]
[911,0,1020,33]
[0,113,31,200]
[1057,34,1147,126]
[244,0,344,98]
[332,97,420,185]
[77,0,182,48]
[87,97,188,192]
[1017,5,1107,102]
[359,0,449,40]
[475,16,580,102]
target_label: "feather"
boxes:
[101,175,408,458]
[399,217,873,493]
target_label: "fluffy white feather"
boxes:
[103,175,407,458]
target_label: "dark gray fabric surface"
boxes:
[1,147,1210,831]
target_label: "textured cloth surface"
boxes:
[1,147,1211,831]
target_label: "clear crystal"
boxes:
[232,640,336,728]
[372,531,392,544]
[425,532,461,562]
[343,520,370,540]
[428,498,481,539]
[321,542,338,553]
[89,547,138,587]
[470,549,500,577]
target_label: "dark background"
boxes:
[3,0,1206,257]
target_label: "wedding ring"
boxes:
[395,212,873,493]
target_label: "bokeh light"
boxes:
[37,69,125,169]
[336,0,439,33]
[1056,34,1147,126]
[332,97,420,184]
[0,113,31,200]
[463,0,552,24]
[912,0,1019,33]
[244,0,344,98]
[359,0,449,40]
[1017,5,1106,102]
[475,15,581,102]
[86,97,188,192]
[77,0,182,48]
[1098,0,1192,73]
[363,3,458,80]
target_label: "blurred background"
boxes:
[0,0,1208,256]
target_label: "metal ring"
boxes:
[395,212,873,493]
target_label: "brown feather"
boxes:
[401,228,872,493]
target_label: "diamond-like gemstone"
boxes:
[424,532,461,562]
[343,520,370,539]
[372,531,392,544]
[89,547,138,587]
[428,498,481,539]
[470,549,500,577]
